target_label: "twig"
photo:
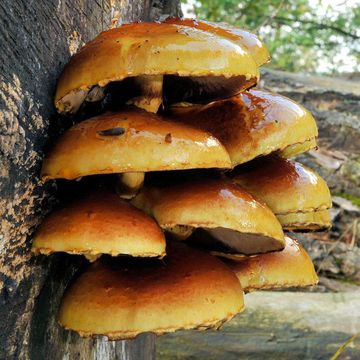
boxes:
[330,333,360,360]
[272,16,359,39]
[256,0,285,31]
[349,219,358,249]
[316,222,353,274]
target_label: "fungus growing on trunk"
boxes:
[223,237,318,292]
[170,89,318,167]
[32,193,166,259]
[58,241,244,339]
[54,22,260,115]
[41,107,231,196]
[132,180,285,255]
[230,156,332,231]
[164,17,270,66]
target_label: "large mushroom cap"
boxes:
[132,180,285,255]
[41,108,231,180]
[231,156,332,231]
[164,17,270,66]
[58,241,244,339]
[223,236,318,292]
[55,22,259,114]
[31,193,166,259]
[170,89,318,166]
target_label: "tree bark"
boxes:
[0,1,181,359]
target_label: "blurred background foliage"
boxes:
[181,0,360,74]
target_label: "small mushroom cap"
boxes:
[231,156,332,230]
[31,193,166,258]
[41,108,231,180]
[223,236,318,292]
[164,17,270,66]
[58,241,244,339]
[55,22,259,113]
[132,180,285,255]
[170,89,318,166]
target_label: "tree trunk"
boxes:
[0,1,181,359]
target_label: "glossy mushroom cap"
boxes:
[58,241,244,339]
[41,108,231,180]
[132,180,285,255]
[55,22,259,114]
[170,89,318,166]
[223,236,318,292]
[32,193,166,260]
[164,17,270,66]
[231,156,332,231]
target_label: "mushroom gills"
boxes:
[117,172,145,199]
[191,228,284,255]
[86,86,106,102]
[127,75,164,113]
[69,74,257,116]
[163,75,256,105]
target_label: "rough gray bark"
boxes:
[0,1,181,359]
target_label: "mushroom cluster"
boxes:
[33,18,331,340]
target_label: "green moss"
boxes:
[332,192,360,207]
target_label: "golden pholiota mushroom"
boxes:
[58,241,244,339]
[230,156,332,231]
[55,22,259,114]
[221,237,318,292]
[41,108,231,196]
[164,17,270,66]
[170,89,318,167]
[31,193,166,261]
[132,180,285,255]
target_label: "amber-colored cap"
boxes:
[164,17,270,66]
[170,89,318,166]
[231,156,332,230]
[41,108,231,180]
[223,236,318,292]
[55,22,259,114]
[58,241,244,339]
[132,180,285,255]
[31,193,166,259]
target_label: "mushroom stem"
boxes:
[166,225,194,241]
[58,89,88,114]
[117,172,145,199]
[84,254,101,262]
[127,75,164,113]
